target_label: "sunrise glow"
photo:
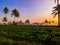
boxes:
[0,0,59,25]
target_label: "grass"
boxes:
[0,25,60,45]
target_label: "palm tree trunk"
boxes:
[58,13,60,26]
[58,4,60,26]
[13,16,16,25]
[5,14,7,24]
[14,16,15,22]
[15,17,19,22]
[17,17,19,22]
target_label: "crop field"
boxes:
[0,25,60,45]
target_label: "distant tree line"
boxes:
[0,7,30,25]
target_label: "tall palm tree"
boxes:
[52,0,60,26]
[3,7,9,22]
[11,9,20,23]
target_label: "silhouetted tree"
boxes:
[52,5,60,26]
[52,20,54,23]
[48,21,51,24]
[20,20,23,24]
[12,21,15,24]
[25,19,30,24]
[45,19,48,25]
[3,7,9,22]
[11,9,20,23]
[3,17,7,22]
[52,0,60,26]
[45,19,48,23]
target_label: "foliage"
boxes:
[11,9,19,17]
[0,25,60,45]
[3,17,7,22]
[3,7,9,14]
[25,19,30,24]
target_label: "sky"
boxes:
[0,0,58,25]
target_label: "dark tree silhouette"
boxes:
[45,19,48,25]
[52,0,60,26]
[25,19,30,24]
[3,7,9,15]
[3,17,7,22]
[52,5,60,26]
[3,7,9,22]
[52,20,54,23]
[48,21,51,24]
[11,9,20,23]
[20,20,23,24]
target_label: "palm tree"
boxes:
[52,0,60,26]
[11,9,20,23]
[3,17,7,22]
[3,7,9,19]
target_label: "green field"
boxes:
[0,25,60,45]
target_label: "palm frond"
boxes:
[51,12,55,15]
[51,10,57,15]
[52,9,57,12]
[53,6,57,9]
[3,7,9,13]
[11,9,20,17]
[53,12,58,18]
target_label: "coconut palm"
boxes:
[52,0,60,26]
[3,7,9,24]
[11,9,20,23]
[52,4,60,26]
[3,17,7,22]
[3,7,9,18]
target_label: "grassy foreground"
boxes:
[0,25,60,45]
